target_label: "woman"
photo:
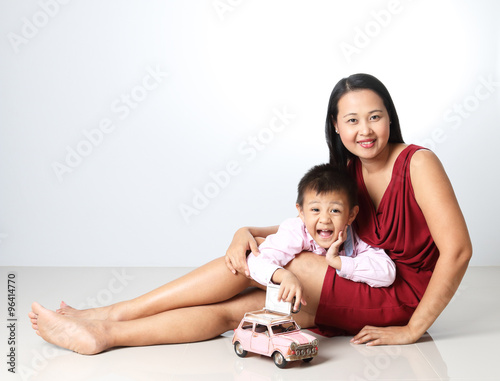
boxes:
[29,74,471,353]
[228,74,472,345]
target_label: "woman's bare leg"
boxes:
[30,288,266,355]
[109,250,327,324]
[30,252,328,354]
[285,252,329,319]
[58,257,259,321]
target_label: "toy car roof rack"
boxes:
[239,284,302,325]
[242,309,292,325]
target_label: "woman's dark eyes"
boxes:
[346,115,380,123]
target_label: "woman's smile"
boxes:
[357,139,376,148]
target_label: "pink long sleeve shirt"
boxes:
[247,217,396,288]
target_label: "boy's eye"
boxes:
[311,208,320,212]
[331,209,340,213]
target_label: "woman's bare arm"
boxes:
[353,150,472,345]
[225,225,279,276]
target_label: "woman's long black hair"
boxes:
[325,73,405,168]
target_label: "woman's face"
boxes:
[334,89,391,161]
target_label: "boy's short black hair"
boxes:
[296,164,358,209]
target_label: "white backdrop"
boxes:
[0,0,498,267]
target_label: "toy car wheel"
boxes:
[303,357,313,363]
[273,351,287,368]
[234,341,247,358]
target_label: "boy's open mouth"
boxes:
[317,230,333,239]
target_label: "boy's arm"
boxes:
[270,268,305,312]
[247,218,307,285]
[247,253,283,285]
[327,230,396,287]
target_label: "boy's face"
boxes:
[297,189,359,249]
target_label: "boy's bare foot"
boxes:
[56,301,116,321]
[30,302,109,355]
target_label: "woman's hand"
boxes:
[351,325,418,346]
[225,227,259,277]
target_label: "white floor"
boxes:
[0,266,498,381]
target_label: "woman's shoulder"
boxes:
[409,147,443,176]
[391,144,442,174]
[408,148,450,202]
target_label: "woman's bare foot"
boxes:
[30,302,109,355]
[56,301,117,321]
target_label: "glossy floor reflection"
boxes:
[1,266,498,381]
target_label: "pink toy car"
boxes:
[232,285,318,368]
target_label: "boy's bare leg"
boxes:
[30,288,267,355]
[58,257,257,321]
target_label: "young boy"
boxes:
[247,164,396,311]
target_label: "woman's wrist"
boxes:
[237,226,250,234]
[246,226,258,237]
[247,225,279,239]
[406,310,434,342]
[405,323,425,343]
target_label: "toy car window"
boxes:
[271,324,286,334]
[273,321,299,333]
[241,321,253,330]
[255,324,269,335]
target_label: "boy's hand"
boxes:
[326,225,348,270]
[272,269,306,312]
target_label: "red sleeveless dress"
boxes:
[313,145,440,336]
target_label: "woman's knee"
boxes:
[294,310,316,329]
[221,288,266,327]
[285,252,327,312]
